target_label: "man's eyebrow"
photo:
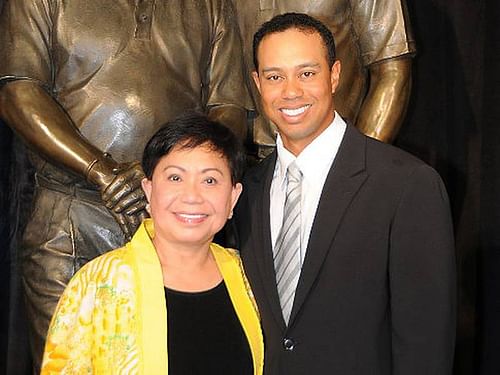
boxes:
[298,62,320,69]
[261,66,282,73]
[261,62,321,73]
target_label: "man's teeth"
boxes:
[281,105,310,116]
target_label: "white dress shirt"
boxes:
[270,112,347,265]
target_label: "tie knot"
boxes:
[287,162,302,184]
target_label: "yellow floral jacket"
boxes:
[41,219,263,374]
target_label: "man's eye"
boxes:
[302,71,315,78]
[267,75,281,81]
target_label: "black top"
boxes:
[165,281,253,375]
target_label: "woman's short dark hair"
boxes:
[253,12,336,71]
[142,113,246,185]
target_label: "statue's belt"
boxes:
[35,174,102,204]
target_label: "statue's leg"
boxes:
[20,181,125,372]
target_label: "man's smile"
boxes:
[280,104,311,117]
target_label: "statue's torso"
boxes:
[0,0,247,165]
[52,0,218,162]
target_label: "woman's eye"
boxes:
[205,177,217,185]
[168,174,181,182]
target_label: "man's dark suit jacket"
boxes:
[234,125,456,374]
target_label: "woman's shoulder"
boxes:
[72,245,133,284]
[210,242,241,260]
[210,243,248,281]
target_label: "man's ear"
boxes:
[330,60,341,94]
[252,71,262,94]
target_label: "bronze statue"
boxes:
[232,0,416,156]
[0,0,251,370]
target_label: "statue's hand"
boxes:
[87,155,148,240]
[100,161,148,240]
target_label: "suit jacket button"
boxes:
[283,338,295,351]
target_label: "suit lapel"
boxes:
[247,151,287,330]
[289,125,368,324]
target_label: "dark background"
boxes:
[1,0,499,373]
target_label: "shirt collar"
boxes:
[275,112,347,185]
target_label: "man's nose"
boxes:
[282,77,303,99]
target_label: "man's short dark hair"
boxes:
[253,12,336,71]
[142,112,246,185]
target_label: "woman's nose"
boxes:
[181,182,204,203]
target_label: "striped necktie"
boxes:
[274,161,302,324]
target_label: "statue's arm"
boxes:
[0,79,118,186]
[207,105,248,141]
[206,0,252,142]
[355,57,412,143]
[0,79,146,238]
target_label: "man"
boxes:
[0,0,251,369]
[234,13,456,374]
[232,0,416,157]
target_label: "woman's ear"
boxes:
[230,183,243,212]
[141,177,152,203]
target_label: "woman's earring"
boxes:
[228,210,233,219]
[146,203,150,213]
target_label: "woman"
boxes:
[41,114,263,374]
